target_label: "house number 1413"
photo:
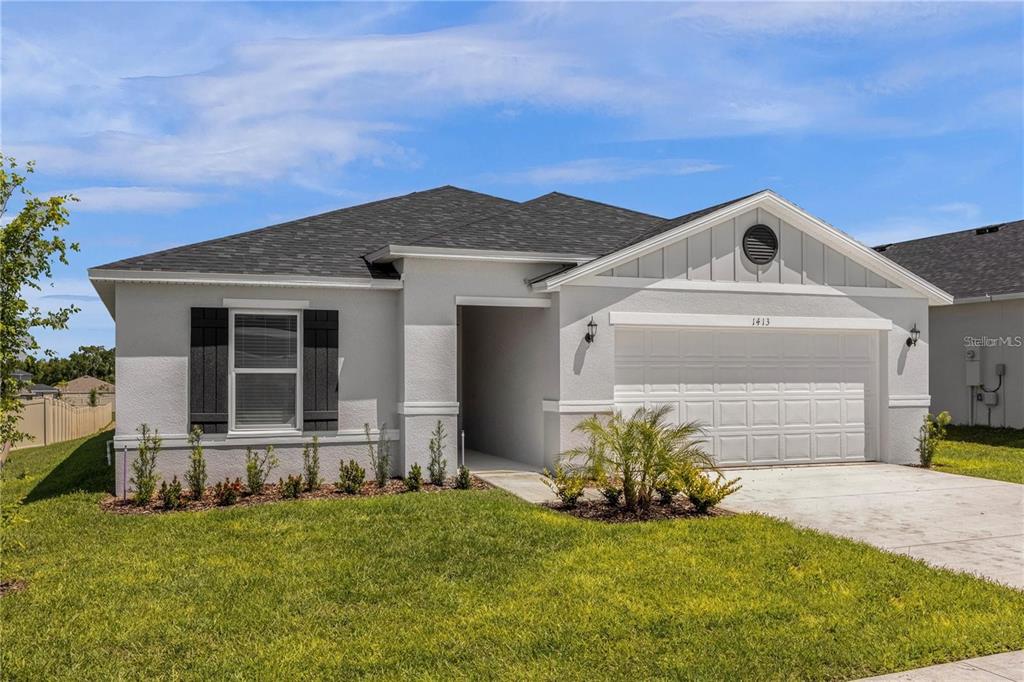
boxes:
[751,316,772,327]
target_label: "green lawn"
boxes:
[934,425,1024,484]
[2,433,1022,680]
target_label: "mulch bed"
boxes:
[544,498,732,523]
[101,477,491,515]
[0,579,27,598]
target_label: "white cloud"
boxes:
[3,2,1019,189]
[489,158,724,185]
[22,278,113,356]
[62,186,210,212]
[932,202,982,222]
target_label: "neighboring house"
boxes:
[12,370,60,400]
[89,187,952,496]
[876,220,1023,428]
[60,376,116,407]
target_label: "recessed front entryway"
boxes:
[614,326,879,466]
[458,302,551,468]
[724,464,1024,588]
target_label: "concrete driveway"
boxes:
[723,464,1024,589]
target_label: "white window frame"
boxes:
[228,308,303,437]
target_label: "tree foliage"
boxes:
[21,345,115,386]
[0,154,78,447]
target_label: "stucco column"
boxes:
[397,265,459,474]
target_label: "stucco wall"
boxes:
[555,283,931,463]
[111,439,388,498]
[396,258,557,468]
[460,306,551,466]
[112,281,402,491]
[929,299,1024,428]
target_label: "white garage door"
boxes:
[614,327,877,466]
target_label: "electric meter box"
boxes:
[965,350,981,386]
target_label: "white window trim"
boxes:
[228,307,303,437]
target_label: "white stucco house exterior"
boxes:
[90,187,953,496]
[878,220,1022,428]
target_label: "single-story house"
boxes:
[59,375,116,407]
[876,220,1022,428]
[13,371,60,401]
[89,187,952,496]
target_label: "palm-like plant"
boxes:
[567,405,714,512]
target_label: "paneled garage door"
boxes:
[614,327,877,466]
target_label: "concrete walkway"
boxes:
[858,650,1023,681]
[723,463,1024,589]
[465,451,556,504]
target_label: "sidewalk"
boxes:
[858,651,1022,681]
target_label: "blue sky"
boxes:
[4,1,1022,356]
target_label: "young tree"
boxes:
[0,155,78,450]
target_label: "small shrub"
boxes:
[130,423,162,505]
[655,469,686,505]
[455,465,471,490]
[365,422,391,487]
[405,463,423,492]
[245,446,279,495]
[542,463,586,508]
[683,469,742,514]
[598,477,622,506]
[337,459,365,494]
[184,427,207,500]
[88,387,98,407]
[302,437,321,492]
[279,474,303,499]
[917,410,952,468]
[427,420,448,486]
[159,476,184,510]
[213,478,242,506]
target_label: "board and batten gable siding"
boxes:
[598,208,897,288]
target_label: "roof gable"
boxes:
[535,190,953,305]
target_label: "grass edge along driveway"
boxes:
[2,432,1022,680]
[935,425,1024,484]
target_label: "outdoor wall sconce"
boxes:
[585,317,598,344]
[906,323,920,347]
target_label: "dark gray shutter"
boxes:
[303,310,338,431]
[189,308,228,434]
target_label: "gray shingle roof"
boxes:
[94,185,762,280]
[95,186,517,279]
[875,219,1023,299]
[406,192,667,255]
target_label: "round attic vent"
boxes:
[742,224,778,265]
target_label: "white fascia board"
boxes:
[366,244,594,264]
[87,268,403,290]
[534,191,954,306]
[454,295,552,308]
[952,292,1024,305]
[608,311,893,331]
[567,275,927,300]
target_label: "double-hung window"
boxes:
[230,311,301,433]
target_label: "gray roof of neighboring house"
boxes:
[875,219,1023,299]
[93,186,762,279]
